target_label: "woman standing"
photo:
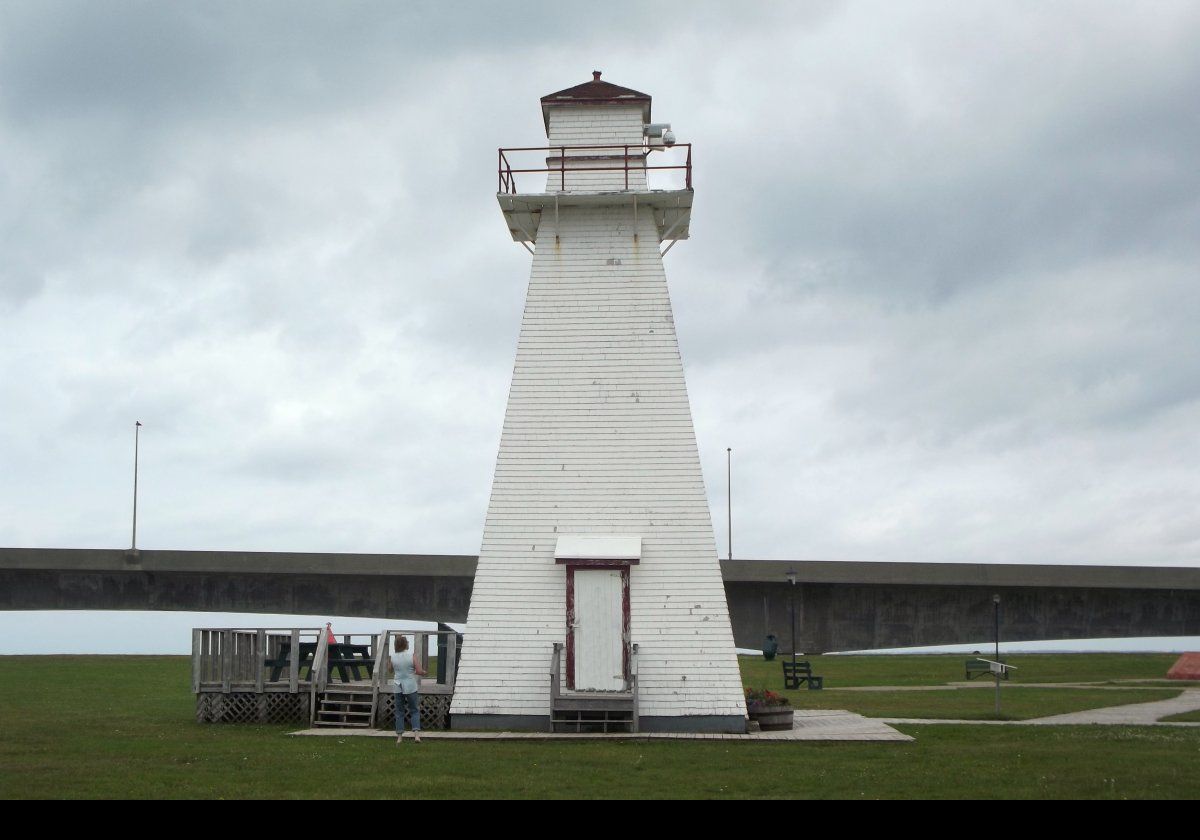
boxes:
[389,634,426,743]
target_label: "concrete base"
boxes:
[453,714,549,732]
[453,713,746,734]
[292,709,912,741]
[638,715,747,734]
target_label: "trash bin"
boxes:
[763,634,779,661]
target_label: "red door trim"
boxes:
[564,561,632,691]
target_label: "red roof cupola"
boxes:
[539,71,652,133]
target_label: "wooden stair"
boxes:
[551,703,636,734]
[550,643,639,734]
[313,687,375,728]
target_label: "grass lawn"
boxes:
[2,655,1198,799]
[1161,710,1200,723]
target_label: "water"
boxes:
[3,610,1195,656]
[1,610,462,655]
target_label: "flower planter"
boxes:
[748,707,794,732]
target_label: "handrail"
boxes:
[372,630,389,692]
[630,643,640,734]
[550,642,563,733]
[498,143,692,194]
[370,630,389,728]
[309,630,330,726]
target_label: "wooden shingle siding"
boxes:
[545,107,647,191]
[453,93,744,724]
[451,194,746,721]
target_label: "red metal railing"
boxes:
[498,143,692,194]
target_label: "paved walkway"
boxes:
[1027,688,1200,725]
[291,710,912,742]
[838,681,1190,692]
[882,688,1200,727]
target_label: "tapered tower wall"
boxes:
[451,78,746,732]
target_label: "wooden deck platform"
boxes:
[193,627,460,728]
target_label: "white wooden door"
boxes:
[573,569,624,691]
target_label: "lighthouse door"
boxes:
[571,568,626,691]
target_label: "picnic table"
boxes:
[266,642,375,683]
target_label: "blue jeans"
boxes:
[395,688,421,732]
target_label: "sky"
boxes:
[2,2,1199,651]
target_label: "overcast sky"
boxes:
[3,1,1199,575]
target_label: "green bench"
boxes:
[966,658,1010,680]
[782,660,824,690]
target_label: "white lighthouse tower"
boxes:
[450,73,746,733]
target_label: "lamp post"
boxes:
[131,420,142,552]
[726,447,732,561]
[787,568,798,668]
[993,593,1001,717]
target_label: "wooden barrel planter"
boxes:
[748,706,794,731]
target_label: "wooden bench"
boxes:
[965,658,1010,680]
[782,660,824,690]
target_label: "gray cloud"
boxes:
[1,1,1198,576]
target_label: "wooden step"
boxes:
[551,708,635,734]
[312,686,379,729]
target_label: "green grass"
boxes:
[1160,710,1200,723]
[3,655,1198,799]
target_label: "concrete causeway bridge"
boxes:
[3,547,1197,652]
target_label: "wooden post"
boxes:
[443,630,458,690]
[221,630,232,694]
[191,629,202,694]
[255,629,265,693]
[236,632,246,684]
[203,630,212,684]
[288,629,300,694]
[243,631,252,682]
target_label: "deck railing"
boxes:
[192,628,325,694]
[498,143,692,194]
[193,627,462,698]
[372,629,461,692]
